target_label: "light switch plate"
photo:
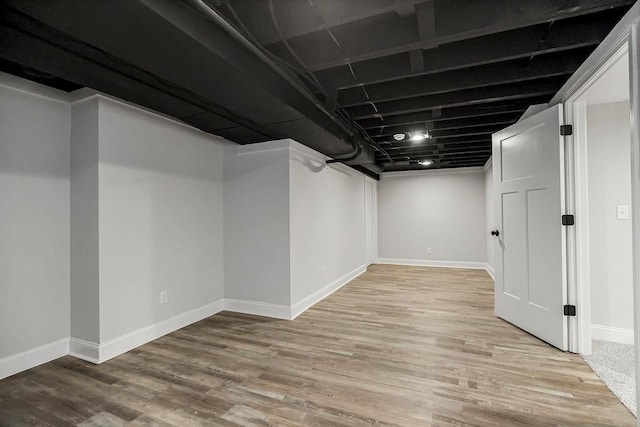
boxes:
[616,205,629,220]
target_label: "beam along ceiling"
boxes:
[0,0,635,174]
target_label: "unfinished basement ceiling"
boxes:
[0,0,635,175]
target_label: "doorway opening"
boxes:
[568,44,635,414]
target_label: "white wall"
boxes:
[484,159,495,276]
[0,75,70,365]
[0,76,374,373]
[224,141,291,309]
[70,98,100,343]
[364,178,378,265]
[289,145,368,313]
[587,101,634,338]
[223,140,371,318]
[377,169,486,267]
[96,96,226,343]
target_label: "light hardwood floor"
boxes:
[0,265,635,426]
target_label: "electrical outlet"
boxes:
[321,266,327,278]
[160,291,168,304]
[427,248,433,255]
[617,205,629,220]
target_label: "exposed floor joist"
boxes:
[313,10,621,90]
[261,0,632,71]
[0,0,634,172]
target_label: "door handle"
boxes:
[491,230,500,237]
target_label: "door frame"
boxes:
[549,3,639,422]
[564,44,629,355]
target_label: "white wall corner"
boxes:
[98,299,225,363]
[69,88,101,103]
[288,140,326,162]
[483,156,493,171]
[70,299,225,364]
[0,338,69,380]
[69,337,100,364]
[224,298,291,320]
[377,258,488,270]
[485,264,495,281]
[236,138,294,155]
[591,325,635,345]
[290,265,367,320]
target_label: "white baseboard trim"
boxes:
[485,264,495,280]
[98,298,225,363]
[290,265,367,319]
[591,324,635,345]
[69,299,225,364]
[377,258,488,270]
[3,265,369,375]
[69,337,100,363]
[0,338,69,380]
[224,298,291,320]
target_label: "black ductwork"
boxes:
[0,0,384,177]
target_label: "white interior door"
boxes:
[492,104,568,350]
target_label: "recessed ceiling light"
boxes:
[418,159,433,166]
[393,133,405,141]
[410,131,430,142]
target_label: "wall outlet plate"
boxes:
[616,205,629,220]
[160,291,168,304]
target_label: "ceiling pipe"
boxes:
[187,0,361,158]
[326,141,363,164]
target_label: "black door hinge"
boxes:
[564,305,576,316]
[562,214,575,226]
[560,124,573,136]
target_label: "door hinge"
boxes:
[564,305,576,316]
[562,214,575,226]
[560,124,573,136]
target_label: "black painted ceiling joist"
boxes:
[1,0,383,176]
[381,137,492,152]
[380,147,492,160]
[356,102,540,129]
[382,160,487,171]
[347,77,564,120]
[313,9,624,90]
[0,0,633,173]
[338,50,588,107]
[222,0,429,46]
[259,0,633,71]
[382,149,492,161]
[373,124,506,143]
[371,113,521,138]
[380,140,492,154]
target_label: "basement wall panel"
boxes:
[97,97,226,343]
[70,98,100,343]
[0,76,70,359]
[377,169,487,266]
[223,141,291,308]
[289,149,368,308]
[587,101,634,333]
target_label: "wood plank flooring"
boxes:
[0,265,635,426]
